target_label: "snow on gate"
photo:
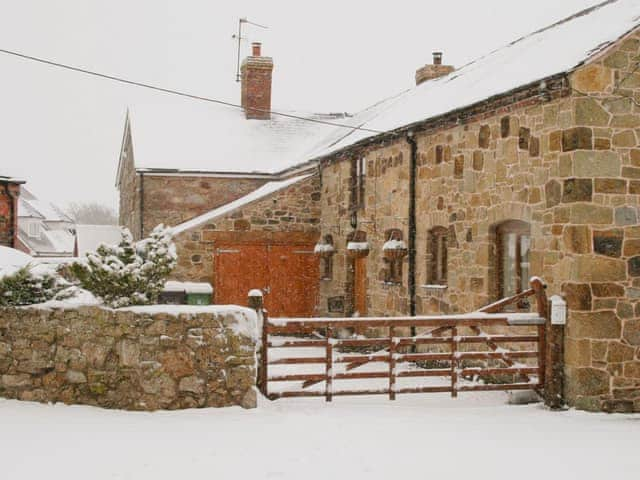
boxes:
[257,278,560,404]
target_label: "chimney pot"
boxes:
[415,51,454,86]
[252,42,262,57]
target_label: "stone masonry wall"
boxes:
[172,175,321,283]
[0,305,258,410]
[140,176,267,240]
[317,31,640,412]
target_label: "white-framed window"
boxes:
[27,221,41,238]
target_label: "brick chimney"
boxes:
[415,52,454,86]
[241,42,274,120]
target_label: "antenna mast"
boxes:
[233,17,268,82]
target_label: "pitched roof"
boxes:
[307,0,640,159]
[127,97,344,175]
[18,188,73,223]
[123,1,640,179]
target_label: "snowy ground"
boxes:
[1,393,638,480]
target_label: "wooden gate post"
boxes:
[248,290,268,397]
[530,278,564,409]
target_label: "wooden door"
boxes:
[354,256,367,316]
[215,243,319,317]
[268,245,319,318]
[215,244,269,308]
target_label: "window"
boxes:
[27,221,41,238]
[350,157,366,210]
[495,220,531,299]
[319,235,334,280]
[427,226,448,285]
[383,229,406,285]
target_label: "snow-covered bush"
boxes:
[0,264,70,306]
[68,225,177,308]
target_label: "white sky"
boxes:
[0,0,603,211]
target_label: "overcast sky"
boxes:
[0,0,603,212]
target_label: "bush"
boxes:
[68,225,177,308]
[0,264,70,306]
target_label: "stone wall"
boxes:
[0,180,20,248]
[316,31,640,412]
[0,305,258,410]
[172,175,321,283]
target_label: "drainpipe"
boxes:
[406,132,418,333]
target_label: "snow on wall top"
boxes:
[170,174,311,235]
[307,0,640,159]
[128,97,344,175]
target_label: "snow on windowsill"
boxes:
[347,242,369,251]
[421,284,448,290]
[382,239,407,251]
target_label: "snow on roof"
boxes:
[171,174,311,235]
[308,0,640,159]
[0,246,35,269]
[18,188,72,223]
[128,97,344,175]
[75,224,123,256]
[0,175,25,184]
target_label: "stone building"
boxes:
[116,1,640,411]
[0,175,23,249]
[310,0,640,412]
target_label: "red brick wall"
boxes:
[0,182,20,248]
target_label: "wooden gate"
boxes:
[215,243,319,317]
[257,278,562,405]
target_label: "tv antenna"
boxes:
[232,17,268,82]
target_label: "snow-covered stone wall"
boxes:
[0,305,258,410]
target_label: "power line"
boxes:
[0,47,390,135]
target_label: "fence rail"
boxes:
[254,278,562,406]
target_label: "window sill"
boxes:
[421,284,448,290]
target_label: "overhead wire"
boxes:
[0,47,390,135]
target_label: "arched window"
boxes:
[383,229,406,285]
[494,220,531,298]
[427,226,448,285]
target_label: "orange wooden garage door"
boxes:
[215,243,319,317]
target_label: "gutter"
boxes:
[405,133,418,329]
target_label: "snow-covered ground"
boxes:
[1,394,638,480]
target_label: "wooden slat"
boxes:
[267,340,327,348]
[267,317,517,332]
[397,369,452,378]
[389,326,396,401]
[451,326,458,398]
[477,288,535,314]
[334,354,391,364]
[269,357,327,365]
[457,383,539,392]
[268,374,326,382]
[326,326,333,402]
[394,386,453,394]
[457,335,539,344]
[458,367,540,376]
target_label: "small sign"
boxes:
[550,295,566,326]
